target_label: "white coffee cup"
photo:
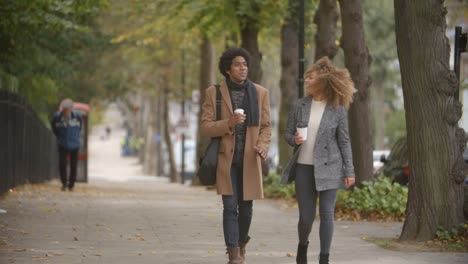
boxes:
[297,126,308,141]
[234,109,245,115]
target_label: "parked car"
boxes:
[383,138,468,187]
[162,139,197,180]
[373,150,390,174]
[173,139,196,179]
[381,137,409,185]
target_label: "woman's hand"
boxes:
[344,176,355,188]
[294,132,305,145]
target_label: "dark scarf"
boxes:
[226,78,259,126]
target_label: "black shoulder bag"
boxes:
[197,85,221,186]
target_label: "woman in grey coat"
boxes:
[282,57,356,264]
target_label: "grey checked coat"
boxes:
[281,96,355,191]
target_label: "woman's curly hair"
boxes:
[305,56,356,109]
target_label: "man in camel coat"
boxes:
[200,47,271,264]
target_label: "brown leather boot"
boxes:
[226,247,243,264]
[239,236,250,262]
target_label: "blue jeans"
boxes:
[222,165,253,247]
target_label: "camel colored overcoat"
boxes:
[200,80,271,200]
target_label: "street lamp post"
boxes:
[298,0,305,98]
[181,50,186,184]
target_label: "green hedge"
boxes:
[263,173,296,199]
[263,173,408,218]
[336,176,408,217]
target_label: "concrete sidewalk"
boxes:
[1,104,467,264]
[1,179,467,264]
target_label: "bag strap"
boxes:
[212,84,222,140]
[215,84,221,121]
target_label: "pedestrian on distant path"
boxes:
[105,126,112,139]
[200,48,272,264]
[282,57,356,264]
[51,98,82,191]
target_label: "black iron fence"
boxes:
[0,90,58,195]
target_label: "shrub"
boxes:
[263,173,296,199]
[432,222,468,251]
[263,173,408,220]
[436,223,468,241]
[336,176,408,218]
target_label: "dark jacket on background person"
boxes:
[51,111,82,150]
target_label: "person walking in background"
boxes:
[105,125,112,139]
[282,57,356,264]
[200,47,271,264]
[51,98,82,191]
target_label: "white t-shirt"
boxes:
[297,100,327,165]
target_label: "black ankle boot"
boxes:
[319,253,329,264]
[296,242,308,264]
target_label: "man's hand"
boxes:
[254,146,267,160]
[294,132,305,145]
[344,176,355,189]
[228,113,246,128]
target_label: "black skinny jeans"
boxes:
[295,163,338,254]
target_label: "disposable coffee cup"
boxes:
[234,109,245,115]
[297,126,308,140]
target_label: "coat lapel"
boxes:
[220,80,233,114]
[300,96,332,139]
[299,96,312,126]
[316,104,333,139]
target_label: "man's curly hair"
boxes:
[305,56,356,109]
[218,48,251,78]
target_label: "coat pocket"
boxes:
[329,153,341,162]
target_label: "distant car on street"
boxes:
[173,139,197,179]
[380,137,409,185]
[373,150,390,174]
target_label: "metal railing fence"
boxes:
[0,90,58,195]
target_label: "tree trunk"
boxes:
[138,92,149,164]
[132,90,143,161]
[394,0,465,241]
[193,35,215,186]
[240,15,262,83]
[142,97,153,174]
[143,95,158,175]
[156,94,163,176]
[163,79,180,183]
[241,26,262,83]
[338,0,373,185]
[314,0,339,62]
[373,79,385,149]
[278,0,299,171]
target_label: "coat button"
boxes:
[324,162,328,166]
[324,146,327,149]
